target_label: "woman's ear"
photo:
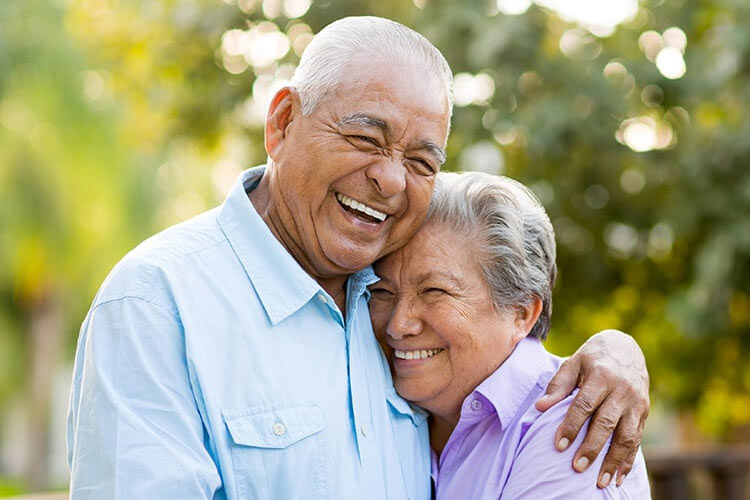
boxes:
[513,296,543,341]
[265,87,300,160]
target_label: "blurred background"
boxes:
[0,0,748,497]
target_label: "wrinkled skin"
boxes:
[254,54,649,488]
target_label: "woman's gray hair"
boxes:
[290,16,453,116]
[426,171,558,340]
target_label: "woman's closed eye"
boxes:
[369,286,395,299]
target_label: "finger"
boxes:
[594,410,640,487]
[535,356,581,412]
[615,444,638,487]
[569,395,620,471]
[554,382,608,453]
[615,412,647,486]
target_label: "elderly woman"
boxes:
[369,172,651,499]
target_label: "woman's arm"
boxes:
[503,390,651,499]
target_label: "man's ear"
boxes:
[265,87,300,160]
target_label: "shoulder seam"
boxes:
[91,295,180,322]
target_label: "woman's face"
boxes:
[370,222,530,422]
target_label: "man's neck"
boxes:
[248,175,349,315]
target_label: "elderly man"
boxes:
[67,16,649,499]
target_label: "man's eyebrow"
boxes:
[338,113,389,135]
[418,140,447,165]
[339,113,446,165]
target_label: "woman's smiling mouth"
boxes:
[394,348,444,360]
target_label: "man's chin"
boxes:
[323,246,385,274]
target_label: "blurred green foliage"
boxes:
[1,0,749,487]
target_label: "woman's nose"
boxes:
[387,299,422,339]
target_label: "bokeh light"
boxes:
[459,141,504,175]
[616,116,675,152]
[638,30,663,61]
[453,72,496,107]
[655,47,687,79]
[605,222,639,258]
[496,0,532,16]
[283,0,311,18]
[537,0,638,36]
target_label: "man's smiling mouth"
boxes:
[336,193,387,223]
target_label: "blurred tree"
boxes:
[0,0,159,488]
[0,0,748,490]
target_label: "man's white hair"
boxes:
[290,16,453,116]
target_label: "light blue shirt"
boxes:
[67,166,431,499]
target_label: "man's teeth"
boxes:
[336,193,387,222]
[394,348,444,360]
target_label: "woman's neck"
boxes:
[429,413,457,456]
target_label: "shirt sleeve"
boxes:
[67,296,222,499]
[499,397,647,500]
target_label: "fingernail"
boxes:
[617,474,626,487]
[557,437,569,450]
[599,472,611,488]
[575,456,589,471]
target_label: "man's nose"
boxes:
[387,299,422,340]
[365,156,407,198]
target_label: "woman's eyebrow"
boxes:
[415,270,461,287]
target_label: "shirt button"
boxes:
[272,422,286,436]
[317,294,327,303]
[470,399,482,411]
[360,424,369,438]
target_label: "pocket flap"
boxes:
[223,403,326,449]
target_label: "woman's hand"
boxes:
[534,329,650,488]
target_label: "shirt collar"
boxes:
[463,336,550,429]
[217,166,376,325]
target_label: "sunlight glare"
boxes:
[638,30,663,61]
[453,72,496,107]
[662,27,687,52]
[497,0,532,16]
[536,0,638,36]
[283,0,311,18]
[655,47,686,79]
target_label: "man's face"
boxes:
[266,58,450,280]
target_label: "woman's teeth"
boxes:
[394,348,443,360]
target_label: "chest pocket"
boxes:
[224,403,328,500]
